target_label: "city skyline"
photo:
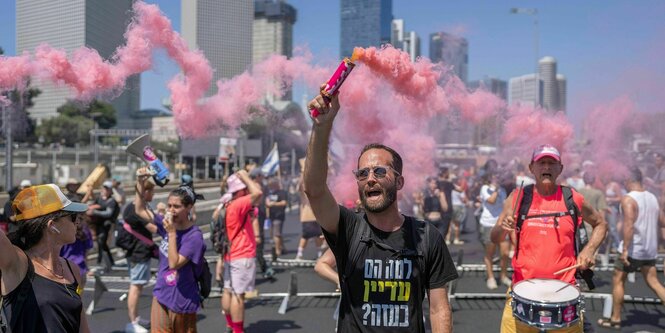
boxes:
[1,0,664,133]
[14,0,139,128]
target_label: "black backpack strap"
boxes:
[343,216,372,280]
[514,184,534,259]
[561,186,581,255]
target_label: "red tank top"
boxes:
[512,186,584,285]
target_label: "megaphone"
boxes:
[126,134,170,187]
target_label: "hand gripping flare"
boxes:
[310,51,358,117]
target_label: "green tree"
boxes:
[35,114,94,147]
[57,100,117,129]
[35,99,117,146]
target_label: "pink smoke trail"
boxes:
[500,103,575,161]
[582,96,641,180]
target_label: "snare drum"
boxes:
[510,278,583,329]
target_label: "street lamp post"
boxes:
[3,102,11,190]
[510,7,539,107]
[89,112,102,166]
[3,93,23,190]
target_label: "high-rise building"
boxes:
[468,78,508,101]
[254,0,297,101]
[508,56,567,112]
[181,1,257,170]
[391,19,420,62]
[340,0,393,58]
[16,0,140,128]
[429,32,468,84]
[509,74,542,107]
[182,0,253,97]
[391,19,404,49]
[556,74,567,112]
[539,56,558,110]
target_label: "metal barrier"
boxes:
[84,247,663,318]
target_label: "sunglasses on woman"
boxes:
[352,165,400,181]
[67,214,78,223]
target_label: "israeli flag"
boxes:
[261,145,280,176]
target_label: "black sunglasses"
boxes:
[67,214,78,224]
[352,165,400,181]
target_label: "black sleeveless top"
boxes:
[2,257,82,333]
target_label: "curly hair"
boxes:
[8,210,72,250]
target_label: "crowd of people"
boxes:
[1,89,665,333]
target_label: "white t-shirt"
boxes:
[619,190,660,260]
[479,185,506,227]
[451,189,466,207]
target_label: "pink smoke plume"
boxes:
[317,46,505,202]
[0,2,511,203]
[500,103,575,161]
[582,96,642,180]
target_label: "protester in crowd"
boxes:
[296,171,326,261]
[479,173,510,289]
[180,174,203,223]
[247,168,274,279]
[220,170,262,333]
[266,177,288,257]
[304,90,458,332]
[2,180,32,234]
[645,152,665,198]
[598,168,665,329]
[151,186,206,333]
[605,179,624,253]
[314,248,339,289]
[645,152,665,252]
[448,175,467,245]
[491,144,607,332]
[122,168,158,333]
[412,190,425,220]
[423,176,448,238]
[156,202,167,218]
[87,180,120,272]
[60,215,94,287]
[577,173,608,258]
[112,175,127,207]
[64,178,84,202]
[0,184,90,332]
[437,167,455,241]
[565,166,586,191]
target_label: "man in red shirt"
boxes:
[220,170,263,333]
[490,144,607,332]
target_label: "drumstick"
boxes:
[512,181,525,222]
[553,264,581,276]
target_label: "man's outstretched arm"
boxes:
[303,86,342,236]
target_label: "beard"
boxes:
[359,182,398,213]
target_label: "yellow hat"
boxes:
[12,184,88,221]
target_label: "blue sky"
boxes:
[2,0,664,128]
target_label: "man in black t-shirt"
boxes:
[122,169,158,332]
[87,181,119,270]
[437,167,455,241]
[305,92,458,332]
[266,178,288,257]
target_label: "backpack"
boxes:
[341,214,431,325]
[514,184,594,288]
[209,203,251,257]
[195,256,212,307]
[114,222,135,251]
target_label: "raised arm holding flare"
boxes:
[303,87,458,333]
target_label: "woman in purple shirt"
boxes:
[151,187,206,333]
